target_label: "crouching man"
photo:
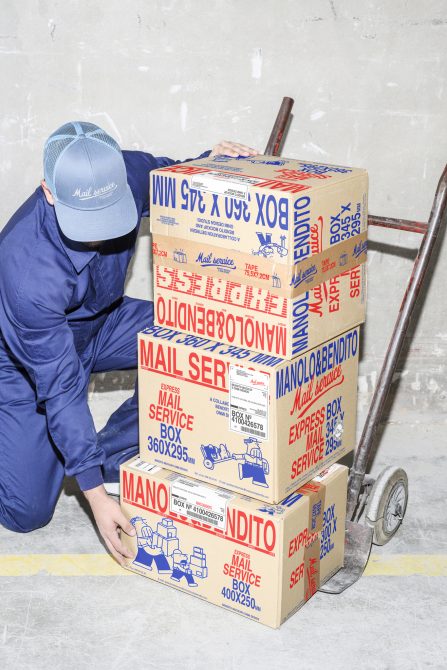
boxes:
[0,121,257,563]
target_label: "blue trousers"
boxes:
[0,297,153,533]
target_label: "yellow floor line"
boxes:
[0,553,127,577]
[364,553,447,577]
[0,553,446,577]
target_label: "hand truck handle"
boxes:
[264,97,294,156]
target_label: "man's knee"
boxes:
[0,497,55,533]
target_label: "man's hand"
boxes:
[210,140,258,158]
[84,485,136,566]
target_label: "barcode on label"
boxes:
[188,510,219,526]
[240,426,266,438]
[170,478,231,531]
[229,365,269,441]
[130,458,160,474]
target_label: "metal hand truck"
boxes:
[266,98,447,592]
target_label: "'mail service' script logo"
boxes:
[290,264,318,288]
[196,252,236,271]
[353,240,367,259]
[290,366,344,418]
[72,182,118,201]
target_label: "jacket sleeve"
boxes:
[1,264,104,491]
[123,149,211,218]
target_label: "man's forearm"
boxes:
[83,483,108,503]
[83,483,135,565]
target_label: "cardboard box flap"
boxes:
[154,155,368,193]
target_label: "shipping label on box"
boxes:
[150,155,368,296]
[153,263,366,359]
[138,325,359,503]
[120,458,348,628]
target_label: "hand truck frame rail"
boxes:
[266,98,447,592]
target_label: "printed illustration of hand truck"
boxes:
[201,436,270,488]
[201,443,233,470]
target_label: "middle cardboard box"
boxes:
[138,324,359,504]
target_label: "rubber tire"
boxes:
[203,459,214,470]
[365,466,409,546]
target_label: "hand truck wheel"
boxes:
[365,466,409,546]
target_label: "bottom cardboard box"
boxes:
[120,458,348,628]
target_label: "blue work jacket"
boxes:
[0,149,209,490]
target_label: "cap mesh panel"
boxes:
[55,122,78,136]
[43,122,121,194]
[89,129,121,153]
[80,121,100,134]
[45,137,74,186]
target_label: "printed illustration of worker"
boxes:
[130,517,172,573]
[201,437,270,488]
[130,516,208,587]
[171,546,208,588]
[232,437,270,488]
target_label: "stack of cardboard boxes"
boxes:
[120,154,368,628]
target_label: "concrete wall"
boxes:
[1,0,446,418]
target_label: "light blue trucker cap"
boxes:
[43,121,137,242]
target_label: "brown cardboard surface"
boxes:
[153,263,366,359]
[149,156,368,290]
[149,155,368,358]
[120,458,347,628]
[138,325,359,503]
[280,466,347,624]
[152,230,367,298]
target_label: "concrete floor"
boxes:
[1,386,446,670]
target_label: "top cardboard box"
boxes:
[149,155,368,297]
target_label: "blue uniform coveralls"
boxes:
[0,149,208,533]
